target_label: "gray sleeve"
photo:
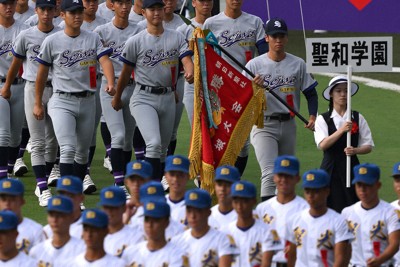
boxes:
[119,36,137,66]
[95,34,112,60]
[177,32,192,60]
[12,31,27,58]
[35,36,52,66]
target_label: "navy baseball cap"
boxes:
[99,186,126,207]
[231,180,256,198]
[323,76,359,100]
[61,0,84,11]
[0,210,18,231]
[0,0,16,3]
[36,0,56,8]
[143,200,170,218]
[139,182,165,202]
[0,179,24,196]
[215,165,240,183]
[265,18,288,35]
[142,0,164,8]
[392,162,400,177]
[273,155,299,176]
[352,163,380,185]
[302,169,330,188]
[57,176,83,195]
[47,195,73,214]
[125,160,153,179]
[82,209,108,228]
[165,155,190,174]
[185,189,211,209]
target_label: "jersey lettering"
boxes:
[60,49,96,67]
[0,41,13,57]
[220,30,256,48]
[106,41,126,59]
[142,49,180,67]
[263,74,298,89]
[29,44,41,61]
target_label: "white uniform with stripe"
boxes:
[391,200,400,267]
[119,28,191,164]
[0,252,36,267]
[73,253,126,267]
[36,30,112,168]
[285,208,353,267]
[256,196,308,264]
[166,194,187,225]
[104,225,145,258]
[243,53,317,197]
[342,200,400,267]
[12,25,61,172]
[16,217,46,254]
[220,219,283,267]
[29,236,85,267]
[209,204,237,230]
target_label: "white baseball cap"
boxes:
[323,76,359,100]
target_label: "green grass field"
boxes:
[19,31,400,225]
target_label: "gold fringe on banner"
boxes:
[200,161,215,194]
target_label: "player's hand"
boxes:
[366,257,381,267]
[253,74,264,87]
[0,86,11,99]
[305,115,316,131]
[344,146,357,156]
[123,200,139,224]
[105,84,115,96]
[111,96,122,111]
[184,71,194,84]
[340,121,353,134]
[33,103,44,120]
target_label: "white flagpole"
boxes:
[179,0,187,15]
[265,0,270,20]
[346,66,352,188]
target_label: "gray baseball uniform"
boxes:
[244,53,317,197]
[24,14,63,27]
[96,2,114,21]
[128,10,144,24]
[14,6,35,22]
[36,29,112,177]
[137,13,184,30]
[0,20,28,179]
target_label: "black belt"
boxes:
[276,263,288,267]
[139,85,174,95]
[56,91,95,98]
[45,81,52,87]
[0,78,24,85]
[266,113,292,122]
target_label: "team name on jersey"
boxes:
[143,48,179,67]
[263,74,298,90]
[106,41,125,59]
[16,238,30,254]
[220,30,256,48]
[201,249,218,266]
[370,220,387,241]
[60,49,96,67]
[317,230,334,249]
[249,242,262,265]
[29,44,41,61]
[0,41,12,56]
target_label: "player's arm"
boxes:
[33,64,50,120]
[0,57,23,99]
[367,230,400,267]
[333,240,351,267]
[261,251,273,267]
[286,242,297,267]
[218,255,232,267]
[181,55,194,84]
[303,86,318,130]
[99,55,115,95]
[112,63,133,111]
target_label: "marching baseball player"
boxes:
[33,0,115,183]
[59,0,107,30]
[13,126,30,177]
[220,180,283,267]
[342,163,400,267]
[99,186,144,257]
[203,0,268,177]
[0,210,36,266]
[209,165,240,230]
[94,0,143,194]
[112,0,194,181]
[391,162,400,267]
[171,188,238,266]
[73,209,126,266]
[14,0,34,21]
[122,200,188,266]
[256,155,308,266]
[2,0,60,206]
[177,0,213,127]
[285,169,353,267]
[29,195,85,266]
[164,155,189,225]
[43,176,85,239]
[96,0,114,21]
[0,0,28,180]
[0,179,45,254]
[245,18,318,201]
[128,0,144,23]
[24,0,63,26]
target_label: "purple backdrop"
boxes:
[242,0,400,33]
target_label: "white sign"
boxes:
[306,37,392,73]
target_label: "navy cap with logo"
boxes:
[142,0,164,9]
[184,189,211,209]
[143,200,170,218]
[99,186,126,207]
[140,181,165,203]
[56,176,83,195]
[273,155,299,176]
[36,0,56,8]
[392,162,400,177]
[265,18,288,35]
[165,155,190,174]
[0,179,24,196]
[214,165,240,183]
[125,160,153,179]
[61,0,83,11]
[302,169,330,189]
[231,180,257,198]
[47,195,73,214]
[82,209,108,228]
[352,163,380,185]
[0,210,18,231]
